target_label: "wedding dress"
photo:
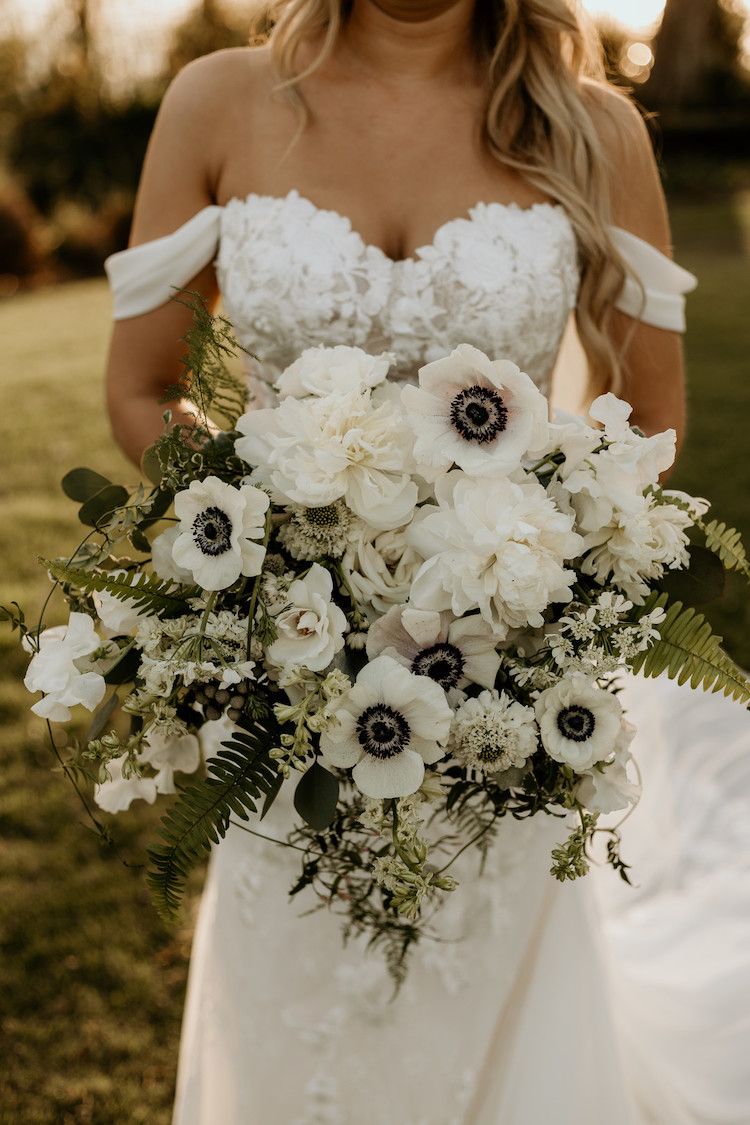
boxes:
[105,189,750,1125]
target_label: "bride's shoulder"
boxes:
[161,44,275,115]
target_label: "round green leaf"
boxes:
[62,467,112,502]
[294,761,340,831]
[78,485,130,528]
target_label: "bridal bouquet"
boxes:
[6,298,749,981]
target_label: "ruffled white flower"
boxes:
[235,388,417,530]
[408,471,582,639]
[366,605,500,697]
[171,476,269,591]
[342,524,423,616]
[535,673,624,771]
[140,729,202,795]
[319,654,452,798]
[577,720,641,814]
[23,612,107,722]
[401,344,550,478]
[449,689,538,774]
[151,526,193,584]
[267,563,348,673]
[94,754,157,813]
[278,501,358,561]
[93,570,151,636]
[276,345,392,399]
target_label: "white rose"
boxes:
[342,525,423,616]
[267,563,348,673]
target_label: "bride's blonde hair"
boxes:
[250,0,632,396]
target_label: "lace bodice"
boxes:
[215,190,580,395]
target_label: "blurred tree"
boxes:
[166,0,250,78]
[643,0,749,111]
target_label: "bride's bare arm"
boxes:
[586,85,687,449]
[105,58,225,466]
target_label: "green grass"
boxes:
[0,202,749,1123]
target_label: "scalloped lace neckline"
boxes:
[221,187,570,265]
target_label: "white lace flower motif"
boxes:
[341,524,423,617]
[23,612,107,722]
[401,343,550,477]
[171,476,269,591]
[319,654,453,798]
[449,689,538,774]
[267,563,348,674]
[366,605,500,699]
[535,673,624,771]
[577,720,641,814]
[234,388,418,530]
[276,344,392,399]
[408,471,583,639]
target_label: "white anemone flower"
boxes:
[276,345,392,399]
[235,388,417,530]
[366,605,500,697]
[267,563,348,673]
[23,612,107,722]
[577,720,641,814]
[171,476,269,591]
[94,754,157,813]
[408,471,582,639]
[401,343,550,477]
[140,729,202,795]
[319,654,452,798]
[535,673,624,771]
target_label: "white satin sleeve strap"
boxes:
[104,205,222,319]
[609,225,697,333]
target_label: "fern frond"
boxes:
[700,519,750,580]
[633,594,750,704]
[43,561,197,616]
[147,721,281,919]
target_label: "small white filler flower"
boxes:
[401,343,550,477]
[319,654,453,798]
[171,476,269,591]
[535,673,624,771]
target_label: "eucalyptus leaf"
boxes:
[86,691,120,742]
[78,485,130,528]
[141,444,163,486]
[62,467,112,503]
[294,761,340,831]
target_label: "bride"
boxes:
[104,2,750,1122]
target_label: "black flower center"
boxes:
[411,642,465,690]
[303,504,341,530]
[556,705,596,743]
[192,506,233,556]
[450,385,508,444]
[356,704,411,760]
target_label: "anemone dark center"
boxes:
[411,642,465,689]
[450,385,508,444]
[192,506,233,556]
[356,704,411,759]
[556,705,596,743]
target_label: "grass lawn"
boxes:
[0,200,749,1123]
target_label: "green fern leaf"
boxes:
[701,519,750,580]
[43,560,198,616]
[147,720,281,919]
[633,594,750,704]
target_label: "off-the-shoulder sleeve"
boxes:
[104,205,222,319]
[609,225,697,333]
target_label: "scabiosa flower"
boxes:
[23,612,107,722]
[401,343,550,478]
[319,654,452,798]
[449,689,538,774]
[535,673,624,771]
[366,605,500,697]
[171,476,269,591]
[278,501,357,561]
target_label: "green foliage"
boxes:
[633,594,750,703]
[43,560,197,617]
[701,518,750,579]
[293,760,340,831]
[147,721,281,919]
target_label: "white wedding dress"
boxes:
[106,189,750,1125]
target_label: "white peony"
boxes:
[408,471,582,639]
[577,720,641,814]
[23,612,107,722]
[266,563,348,673]
[401,344,550,478]
[342,524,423,616]
[319,654,452,798]
[94,754,157,813]
[93,570,151,636]
[366,605,500,696]
[171,476,269,591]
[276,345,392,399]
[448,689,538,774]
[235,388,418,530]
[151,526,193,584]
[535,673,624,771]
